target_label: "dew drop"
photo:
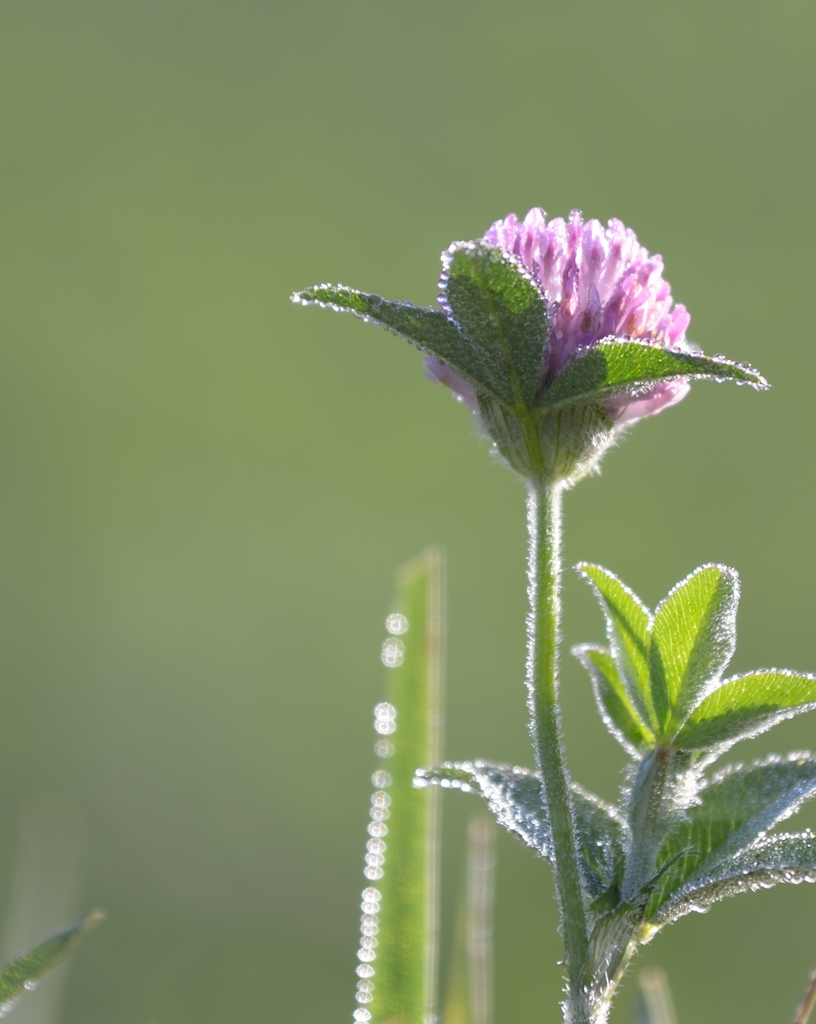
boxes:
[385,613,409,635]
[381,640,405,668]
[374,704,397,733]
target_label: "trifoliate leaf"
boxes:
[415,762,626,899]
[572,644,654,756]
[291,285,505,403]
[441,242,549,408]
[649,565,739,733]
[673,670,816,751]
[645,754,816,916]
[537,339,768,412]
[576,564,654,729]
[0,910,104,1014]
[652,831,816,926]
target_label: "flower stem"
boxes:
[526,482,590,1016]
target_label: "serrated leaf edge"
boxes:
[651,831,816,925]
[538,338,769,413]
[650,562,740,732]
[675,667,816,751]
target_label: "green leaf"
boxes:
[572,645,654,755]
[291,285,504,402]
[369,549,444,1024]
[0,910,104,1012]
[645,754,816,916]
[441,242,549,408]
[416,762,625,900]
[576,564,655,729]
[649,564,739,732]
[537,339,768,412]
[673,670,816,750]
[415,762,554,860]
[572,783,628,901]
[652,831,816,926]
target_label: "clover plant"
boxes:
[293,208,816,1024]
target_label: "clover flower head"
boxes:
[427,208,694,426]
[294,207,766,484]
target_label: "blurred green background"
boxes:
[0,0,814,1021]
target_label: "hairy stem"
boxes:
[526,482,590,1017]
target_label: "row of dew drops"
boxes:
[352,611,409,1024]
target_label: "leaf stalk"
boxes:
[622,746,673,901]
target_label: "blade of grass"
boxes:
[635,967,677,1024]
[362,549,444,1024]
[793,965,816,1024]
[0,910,104,1015]
[465,816,496,1024]
[441,816,496,1024]
[1,797,87,1024]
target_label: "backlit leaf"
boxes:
[415,762,553,860]
[442,242,549,408]
[415,762,626,899]
[649,565,739,732]
[576,564,654,728]
[291,285,505,403]
[652,831,816,926]
[538,340,767,412]
[674,670,816,750]
[572,644,654,755]
[646,754,816,916]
